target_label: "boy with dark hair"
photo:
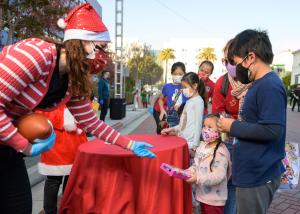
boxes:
[217,29,287,214]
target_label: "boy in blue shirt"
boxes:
[217,29,286,214]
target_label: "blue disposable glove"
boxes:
[131,141,156,158]
[25,131,56,157]
[99,99,104,105]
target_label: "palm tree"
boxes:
[197,47,217,64]
[158,48,175,83]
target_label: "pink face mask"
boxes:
[202,127,219,142]
[226,63,236,78]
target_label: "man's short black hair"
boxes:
[171,62,186,74]
[228,29,274,65]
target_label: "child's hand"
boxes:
[161,128,176,136]
[185,170,197,184]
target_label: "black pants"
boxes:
[292,98,300,111]
[0,145,32,214]
[100,99,109,121]
[44,175,69,214]
[152,110,161,134]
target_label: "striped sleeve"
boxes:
[0,39,52,151]
[66,97,130,149]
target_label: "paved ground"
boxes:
[132,108,300,214]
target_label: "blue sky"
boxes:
[100,0,300,53]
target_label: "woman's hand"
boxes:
[130,141,156,158]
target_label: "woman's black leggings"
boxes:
[0,145,32,214]
[43,175,69,214]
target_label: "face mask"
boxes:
[202,127,219,143]
[172,75,183,84]
[198,72,208,81]
[226,63,236,78]
[182,88,193,98]
[87,43,111,74]
[235,55,253,84]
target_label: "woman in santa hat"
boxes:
[0,3,156,213]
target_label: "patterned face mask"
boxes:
[201,127,219,142]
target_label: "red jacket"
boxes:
[153,97,167,113]
[204,78,215,100]
[212,75,239,119]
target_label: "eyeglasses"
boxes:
[222,58,229,66]
[236,55,249,66]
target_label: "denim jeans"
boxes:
[167,110,179,127]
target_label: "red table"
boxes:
[59,135,192,214]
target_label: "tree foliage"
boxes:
[282,72,291,90]
[1,0,80,44]
[158,48,175,83]
[197,47,217,63]
[125,43,163,90]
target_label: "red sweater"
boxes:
[0,38,130,152]
[212,75,239,119]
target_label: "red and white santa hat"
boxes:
[57,3,110,42]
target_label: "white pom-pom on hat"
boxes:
[57,18,67,29]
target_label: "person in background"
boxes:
[218,29,286,214]
[98,70,110,121]
[141,88,148,108]
[158,62,187,124]
[212,39,251,214]
[36,105,87,214]
[198,60,215,114]
[186,114,231,214]
[291,88,300,112]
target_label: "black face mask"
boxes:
[235,55,253,84]
[236,63,251,84]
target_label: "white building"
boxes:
[291,49,300,86]
[162,37,226,83]
[272,50,293,78]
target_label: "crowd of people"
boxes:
[0,2,288,214]
[152,29,287,214]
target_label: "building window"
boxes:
[296,75,300,84]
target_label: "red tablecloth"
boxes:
[59,135,192,214]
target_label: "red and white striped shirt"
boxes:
[0,38,130,152]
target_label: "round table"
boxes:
[59,135,192,214]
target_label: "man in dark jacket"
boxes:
[98,70,110,121]
[291,88,300,112]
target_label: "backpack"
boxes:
[221,74,230,97]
